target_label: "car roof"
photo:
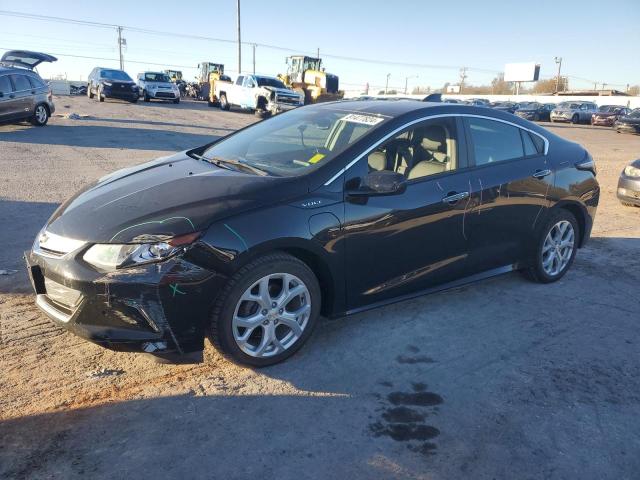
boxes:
[0,65,40,76]
[326,99,451,116]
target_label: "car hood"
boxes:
[553,108,574,113]
[594,112,616,117]
[45,151,308,243]
[1,50,57,69]
[516,109,536,113]
[618,116,640,124]
[263,86,301,97]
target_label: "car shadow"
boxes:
[0,199,58,293]
[0,125,218,151]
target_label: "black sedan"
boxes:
[515,103,556,122]
[25,101,600,366]
[614,109,640,134]
[617,159,640,206]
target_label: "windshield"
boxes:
[255,77,287,88]
[519,103,539,110]
[202,106,390,177]
[144,72,171,83]
[100,69,132,81]
[598,105,618,112]
[629,109,640,118]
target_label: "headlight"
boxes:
[624,165,640,177]
[102,81,112,87]
[132,85,139,91]
[82,232,200,270]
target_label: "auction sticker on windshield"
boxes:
[341,113,385,125]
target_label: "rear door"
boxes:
[8,74,34,118]
[463,116,552,273]
[343,116,474,311]
[0,74,17,120]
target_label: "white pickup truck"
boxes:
[214,74,304,118]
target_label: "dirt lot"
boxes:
[1,96,639,479]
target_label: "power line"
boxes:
[0,9,499,74]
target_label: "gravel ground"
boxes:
[1,96,639,479]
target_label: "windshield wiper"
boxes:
[191,153,268,176]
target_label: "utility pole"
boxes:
[554,56,562,93]
[385,73,391,94]
[459,67,467,94]
[236,0,241,75]
[252,44,256,74]
[117,26,124,70]
[317,47,320,59]
[404,75,418,95]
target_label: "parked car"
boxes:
[515,103,556,122]
[214,74,304,118]
[137,71,180,103]
[465,99,490,107]
[592,105,631,126]
[0,50,56,126]
[617,159,640,206]
[550,101,598,124]
[491,101,519,113]
[25,101,599,366]
[614,109,640,134]
[87,67,139,103]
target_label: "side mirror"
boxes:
[0,91,4,98]
[351,171,407,196]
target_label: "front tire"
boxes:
[173,98,180,104]
[143,90,150,102]
[87,84,94,99]
[523,209,578,283]
[571,114,579,124]
[208,252,321,367]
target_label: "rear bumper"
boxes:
[25,245,229,355]
[617,174,640,205]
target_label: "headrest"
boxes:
[419,126,446,153]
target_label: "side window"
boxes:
[243,76,255,88]
[0,75,12,94]
[521,130,538,156]
[10,74,32,92]
[467,118,524,165]
[367,117,458,181]
[236,75,244,86]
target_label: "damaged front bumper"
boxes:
[25,245,229,357]
[268,93,304,114]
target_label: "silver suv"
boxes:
[0,50,57,126]
[137,71,180,103]
[550,101,598,124]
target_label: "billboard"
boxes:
[504,63,541,82]
[446,84,461,93]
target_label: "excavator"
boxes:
[194,62,231,104]
[278,56,343,104]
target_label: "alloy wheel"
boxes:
[232,273,311,358]
[542,220,575,276]
[35,105,47,124]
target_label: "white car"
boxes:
[214,74,304,118]
[550,101,597,124]
[137,72,180,103]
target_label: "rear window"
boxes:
[27,76,46,89]
[0,75,11,93]
[467,118,524,165]
[10,74,31,91]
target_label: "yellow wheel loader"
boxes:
[278,56,343,104]
[195,62,231,105]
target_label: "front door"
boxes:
[343,116,473,311]
[463,116,553,273]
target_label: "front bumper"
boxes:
[617,174,640,206]
[592,117,615,126]
[103,86,139,101]
[268,94,304,114]
[148,89,179,100]
[615,123,640,134]
[550,113,572,122]
[25,244,229,355]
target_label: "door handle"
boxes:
[532,169,552,179]
[442,191,469,204]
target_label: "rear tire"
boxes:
[523,209,579,284]
[208,252,321,367]
[173,98,180,104]
[571,114,579,124]
[29,104,49,126]
[220,93,230,111]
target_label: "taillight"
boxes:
[575,152,597,176]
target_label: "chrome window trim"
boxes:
[323,113,550,186]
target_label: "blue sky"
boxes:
[0,0,638,92]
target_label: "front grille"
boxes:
[277,96,301,105]
[155,91,175,98]
[44,277,82,310]
[326,75,339,94]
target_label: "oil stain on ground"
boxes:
[371,378,443,456]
